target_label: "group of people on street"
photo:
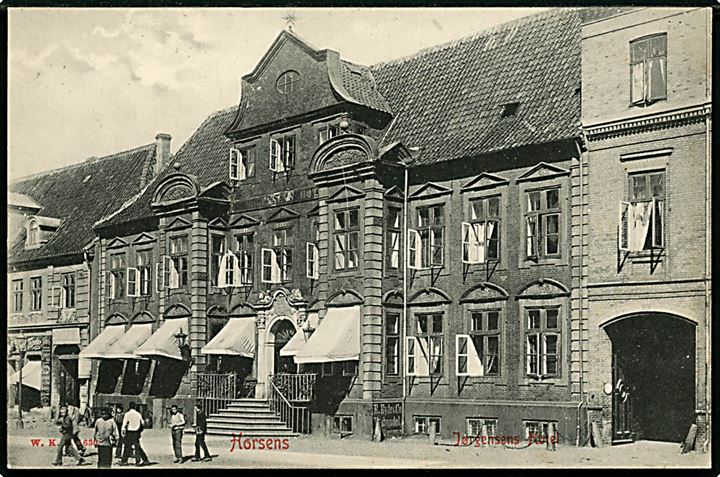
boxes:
[52,400,211,468]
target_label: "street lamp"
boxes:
[174,328,192,363]
[15,332,27,429]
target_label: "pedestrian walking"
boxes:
[94,407,119,468]
[113,404,125,460]
[66,403,86,456]
[52,405,85,466]
[120,402,150,466]
[169,404,186,463]
[192,400,211,462]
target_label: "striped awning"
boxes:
[202,318,255,358]
[136,318,188,361]
[294,306,360,364]
[78,325,125,359]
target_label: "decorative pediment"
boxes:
[208,218,229,230]
[516,162,570,183]
[165,217,192,231]
[228,303,256,317]
[132,232,157,246]
[461,173,510,193]
[409,182,452,201]
[384,186,405,201]
[229,214,260,228]
[165,304,192,318]
[459,282,509,303]
[106,313,128,325]
[518,278,570,299]
[131,311,155,324]
[408,287,452,306]
[106,237,129,249]
[326,288,364,307]
[310,134,377,174]
[266,207,301,223]
[382,289,404,306]
[208,305,229,317]
[152,173,200,205]
[326,185,366,204]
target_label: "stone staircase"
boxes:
[205,399,298,437]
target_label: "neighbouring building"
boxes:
[579,7,712,447]
[7,136,171,414]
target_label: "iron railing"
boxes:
[269,373,316,402]
[197,372,240,416]
[268,378,311,434]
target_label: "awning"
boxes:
[52,327,80,345]
[280,330,307,357]
[136,318,188,361]
[8,360,42,391]
[102,323,153,359]
[294,306,361,364]
[78,325,126,359]
[201,318,255,357]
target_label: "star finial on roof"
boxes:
[283,11,298,32]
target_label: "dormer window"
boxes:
[26,219,40,248]
[276,70,300,94]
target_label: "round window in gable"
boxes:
[276,70,300,94]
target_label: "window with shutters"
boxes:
[525,307,561,379]
[333,208,359,271]
[264,227,292,283]
[463,196,500,264]
[524,188,561,260]
[12,279,23,312]
[62,272,76,307]
[413,313,444,376]
[135,251,152,296]
[30,276,42,311]
[457,310,501,377]
[306,219,320,280]
[229,147,256,180]
[630,34,667,106]
[210,234,225,287]
[235,233,255,285]
[108,253,126,300]
[386,207,402,270]
[409,205,444,269]
[619,170,665,252]
[385,312,400,376]
[168,236,188,289]
[269,135,296,173]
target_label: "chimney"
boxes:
[154,133,172,176]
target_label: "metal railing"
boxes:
[268,379,311,434]
[197,372,239,416]
[269,373,316,402]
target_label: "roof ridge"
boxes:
[11,142,156,184]
[371,8,564,71]
[171,105,237,162]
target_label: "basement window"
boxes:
[501,102,520,118]
[414,416,441,435]
[333,415,353,435]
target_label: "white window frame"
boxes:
[407,229,423,270]
[461,222,487,264]
[455,334,485,377]
[269,138,286,173]
[164,255,178,289]
[49,285,62,309]
[155,262,164,293]
[126,267,140,297]
[261,248,281,284]
[229,148,245,180]
[405,336,430,377]
[306,242,319,279]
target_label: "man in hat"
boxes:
[192,400,211,462]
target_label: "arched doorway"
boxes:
[603,313,695,443]
[269,319,298,375]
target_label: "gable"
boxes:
[106,237,129,249]
[266,206,301,223]
[208,218,229,230]
[409,287,452,306]
[461,172,510,192]
[409,182,453,201]
[132,232,157,246]
[165,217,192,231]
[384,186,405,201]
[229,214,261,228]
[516,162,570,183]
[326,185,366,204]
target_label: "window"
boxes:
[525,308,561,379]
[26,219,40,247]
[306,220,320,280]
[525,188,561,259]
[276,70,300,94]
[410,313,443,376]
[263,228,293,283]
[210,234,225,287]
[414,416,441,435]
[463,196,501,264]
[12,279,23,312]
[167,236,189,289]
[385,312,400,376]
[333,415,353,435]
[30,277,42,311]
[334,208,359,270]
[630,34,667,106]
[229,147,256,180]
[108,253,125,299]
[409,205,444,269]
[467,418,498,437]
[620,171,665,252]
[135,251,152,296]
[269,135,296,172]
[501,102,520,117]
[387,207,401,270]
[524,420,558,440]
[457,310,500,377]
[319,123,341,144]
[321,361,357,376]
[235,233,255,285]
[62,273,76,307]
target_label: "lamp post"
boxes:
[15,333,27,429]
[174,328,191,364]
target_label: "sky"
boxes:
[8,7,545,181]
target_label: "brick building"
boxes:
[7,138,168,413]
[579,7,712,447]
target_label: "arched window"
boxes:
[26,219,40,247]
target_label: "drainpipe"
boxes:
[401,161,409,435]
[574,138,587,446]
[703,103,711,450]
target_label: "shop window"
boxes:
[525,188,561,260]
[466,418,497,437]
[333,208,359,271]
[385,312,400,376]
[463,196,500,264]
[321,361,357,377]
[619,170,665,252]
[525,308,561,379]
[414,416,441,435]
[456,310,500,377]
[333,415,353,435]
[630,34,667,106]
[408,205,444,269]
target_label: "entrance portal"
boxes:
[270,319,297,375]
[604,313,695,443]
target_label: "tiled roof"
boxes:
[8,144,155,264]
[96,107,238,229]
[340,60,393,115]
[8,192,42,210]
[371,8,582,165]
